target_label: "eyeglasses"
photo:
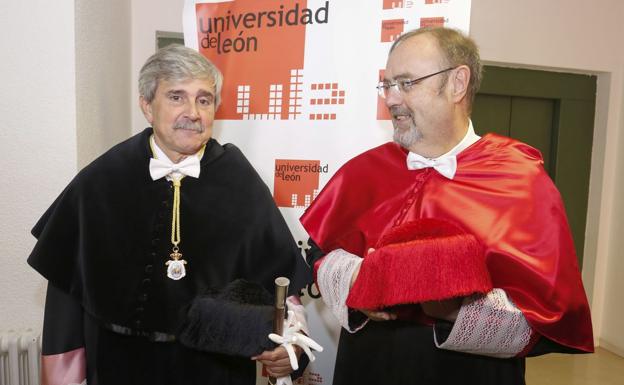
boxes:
[377,67,456,99]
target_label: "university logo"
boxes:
[273,159,328,208]
[194,0,346,121]
[420,16,446,28]
[382,0,413,9]
[381,19,405,42]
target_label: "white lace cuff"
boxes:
[434,288,532,358]
[317,249,368,333]
[286,296,309,335]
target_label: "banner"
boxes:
[184,1,471,383]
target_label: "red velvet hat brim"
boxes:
[346,219,492,310]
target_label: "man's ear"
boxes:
[139,95,154,124]
[451,65,470,104]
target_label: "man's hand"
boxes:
[349,248,397,322]
[359,308,398,321]
[252,345,303,378]
[420,297,463,322]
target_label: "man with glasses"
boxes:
[300,27,593,384]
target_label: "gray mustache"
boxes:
[389,106,411,116]
[174,120,204,132]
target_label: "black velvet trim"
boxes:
[333,321,526,385]
[42,283,84,355]
[347,308,369,331]
[292,353,310,380]
[433,320,454,345]
[527,336,590,356]
[304,238,325,267]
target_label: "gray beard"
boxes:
[393,123,422,149]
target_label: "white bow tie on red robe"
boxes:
[406,152,457,180]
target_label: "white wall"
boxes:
[76,0,132,168]
[599,74,624,355]
[0,1,77,330]
[0,0,132,331]
[470,0,624,353]
[131,0,186,134]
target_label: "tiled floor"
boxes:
[526,348,624,385]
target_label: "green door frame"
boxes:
[474,66,596,266]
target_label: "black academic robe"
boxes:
[29,128,311,385]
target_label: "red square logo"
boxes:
[274,159,325,208]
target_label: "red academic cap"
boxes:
[346,218,492,310]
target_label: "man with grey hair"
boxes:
[301,27,593,384]
[28,44,311,384]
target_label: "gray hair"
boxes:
[390,27,483,113]
[139,44,223,106]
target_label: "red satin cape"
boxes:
[301,134,593,353]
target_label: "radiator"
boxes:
[0,331,40,385]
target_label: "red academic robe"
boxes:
[301,134,593,354]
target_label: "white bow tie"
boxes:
[149,156,201,181]
[406,152,457,180]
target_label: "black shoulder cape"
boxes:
[29,128,311,335]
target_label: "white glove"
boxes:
[268,310,324,385]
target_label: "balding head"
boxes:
[391,27,482,113]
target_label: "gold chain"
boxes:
[148,134,207,270]
[171,178,182,252]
